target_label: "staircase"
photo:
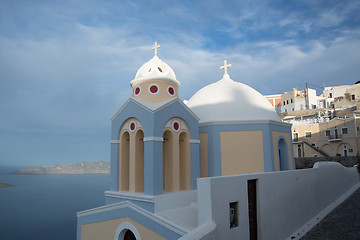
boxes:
[302,139,330,157]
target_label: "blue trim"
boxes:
[111,98,200,195]
[144,140,163,195]
[77,205,182,240]
[105,196,154,212]
[199,122,292,175]
[190,142,200,189]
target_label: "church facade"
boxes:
[77,43,294,240]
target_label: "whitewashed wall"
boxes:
[197,162,359,240]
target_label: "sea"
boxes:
[0,165,110,240]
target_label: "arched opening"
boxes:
[297,144,302,158]
[343,144,348,157]
[134,130,144,192]
[123,229,136,240]
[163,130,173,192]
[278,138,289,171]
[115,222,140,240]
[120,131,130,191]
[179,132,190,190]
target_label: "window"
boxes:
[325,129,331,137]
[293,132,299,142]
[283,101,285,105]
[342,127,348,135]
[329,93,333,98]
[305,131,312,138]
[230,202,238,228]
[287,100,289,104]
[313,154,318,157]
[351,94,355,100]
[311,143,316,147]
[291,99,293,103]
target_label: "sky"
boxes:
[1,0,360,167]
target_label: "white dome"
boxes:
[186,74,280,124]
[130,56,180,86]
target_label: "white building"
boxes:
[317,85,350,109]
[281,88,318,113]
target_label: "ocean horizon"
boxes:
[0,165,109,240]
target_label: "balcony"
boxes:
[327,134,342,142]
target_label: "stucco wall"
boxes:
[197,163,359,240]
[220,131,264,175]
[81,217,167,240]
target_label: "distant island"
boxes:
[0,183,14,188]
[12,161,110,175]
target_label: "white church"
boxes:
[77,43,359,240]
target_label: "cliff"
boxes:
[12,161,110,175]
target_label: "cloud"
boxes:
[1,0,360,166]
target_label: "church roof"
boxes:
[130,56,180,87]
[186,73,280,124]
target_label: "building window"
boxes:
[313,154,318,157]
[229,202,238,228]
[341,127,348,135]
[283,101,286,105]
[291,99,293,103]
[351,94,355,100]
[287,100,289,104]
[305,131,312,138]
[311,143,316,147]
[293,132,299,142]
[329,93,333,98]
[325,129,331,137]
[297,144,302,157]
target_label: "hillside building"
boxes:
[283,113,360,157]
[280,88,318,113]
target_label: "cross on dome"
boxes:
[220,60,232,75]
[152,42,160,56]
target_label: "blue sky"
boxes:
[1,0,360,167]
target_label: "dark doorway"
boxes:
[123,229,136,240]
[248,179,258,240]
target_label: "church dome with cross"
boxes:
[130,42,180,103]
[186,60,280,124]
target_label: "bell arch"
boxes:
[134,129,144,192]
[162,118,191,192]
[119,131,130,191]
[118,118,144,192]
[179,131,190,190]
[163,130,174,192]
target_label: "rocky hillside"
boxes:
[12,161,110,175]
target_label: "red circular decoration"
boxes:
[173,122,179,131]
[150,85,158,93]
[134,87,140,95]
[168,87,175,96]
[130,122,135,131]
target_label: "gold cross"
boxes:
[152,42,160,56]
[220,60,232,75]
